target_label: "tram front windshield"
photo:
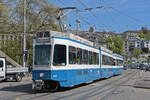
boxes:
[34,45,51,66]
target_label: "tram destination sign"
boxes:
[36,31,51,43]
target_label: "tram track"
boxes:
[98,70,137,100]
[75,70,137,100]
[54,70,138,100]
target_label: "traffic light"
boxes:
[23,50,28,62]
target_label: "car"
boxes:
[145,66,150,71]
[139,64,146,70]
[123,64,127,70]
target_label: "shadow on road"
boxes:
[0,83,34,94]
[0,76,117,94]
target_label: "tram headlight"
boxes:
[40,73,44,77]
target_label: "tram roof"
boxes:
[36,30,114,54]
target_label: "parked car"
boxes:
[123,64,127,70]
[145,66,150,71]
[139,64,146,70]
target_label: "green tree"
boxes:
[0,0,62,67]
[0,0,12,33]
[106,37,113,49]
[106,37,124,55]
[132,48,141,60]
[1,36,33,67]
[141,26,147,34]
[89,27,94,32]
[147,56,150,65]
[1,39,22,65]
[0,0,61,33]
[139,33,150,40]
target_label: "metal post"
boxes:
[76,20,80,35]
[23,0,26,68]
[58,16,63,32]
[76,22,78,35]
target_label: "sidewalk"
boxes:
[134,70,150,89]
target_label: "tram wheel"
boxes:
[44,81,59,92]
[49,82,59,92]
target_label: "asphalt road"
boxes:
[0,69,150,100]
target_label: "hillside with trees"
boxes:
[0,0,61,67]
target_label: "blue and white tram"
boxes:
[100,50,115,78]
[32,31,123,91]
[113,54,124,75]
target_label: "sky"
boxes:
[49,0,150,33]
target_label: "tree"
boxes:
[147,56,150,65]
[89,27,94,32]
[0,0,61,33]
[0,0,12,33]
[0,0,62,67]
[1,39,23,65]
[106,37,124,55]
[1,36,33,67]
[141,26,147,34]
[139,33,150,40]
[106,37,113,50]
[132,48,141,60]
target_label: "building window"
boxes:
[146,41,149,44]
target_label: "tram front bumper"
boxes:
[32,80,44,90]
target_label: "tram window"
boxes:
[117,60,123,66]
[110,57,114,65]
[83,50,88,64]
[96,53,99,65]
[69,46,76,64]
[102,55,114,65]
[44,31,50,37]
[113,60,116,66]
[34,45,51,65]
[37,32,43,37]
[89,51,93,64]
[77,48,83,64]
[53,44,66,66]
[93,52,97,65]
[102,55,106,65]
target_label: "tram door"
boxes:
[53,44,68,81]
